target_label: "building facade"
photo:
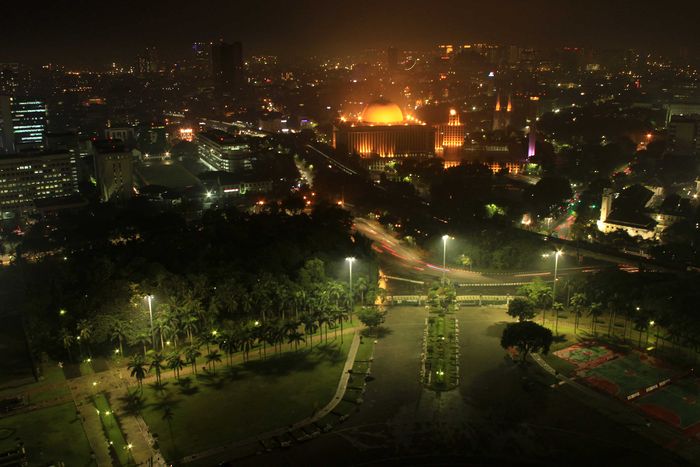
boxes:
[94,151,134,202]
[333,99,435,159]
[0,151,79,214]
[0,96,48,154]
[196,130,254,172]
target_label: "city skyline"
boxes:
[2,0,699,66]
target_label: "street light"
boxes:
[346,257,356,317]
[442,235,450,281]
[552,250,562,303]
[146,295,155,351]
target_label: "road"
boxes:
[354,217,611,288]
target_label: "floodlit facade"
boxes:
[0,96,48,153]
[333,99,435,158]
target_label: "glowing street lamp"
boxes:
[552,250,563,303]
[346,257,356,315]
[442,235,450,281]
[146,295,155,351]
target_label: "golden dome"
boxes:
[361,99,404,124]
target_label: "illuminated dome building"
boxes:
[333,99,435,164]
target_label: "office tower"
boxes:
[94,145,134,202]
[138,47,159,74]
[211,40,243,93]
[0,96,48,153]
[0,151,79,213]
[0,63,19,95]
[668,115,700,155]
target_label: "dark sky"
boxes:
[2,0,699,66]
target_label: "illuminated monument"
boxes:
[332,99,435,162]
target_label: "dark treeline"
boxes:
[2,202,378,363]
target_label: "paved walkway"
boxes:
[180,330,362,464]
[531,352,700,464]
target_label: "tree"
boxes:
[459,254,473,270]
[205,350,222,372]
[500,321,553,364]
[357,307,385,335]
[128,356,147,390]
[287,330,305,351]
[60,329,74,362]
[507,298,536,322]
[518,278,553,310]
[589,302,604,334]
[427,281,456,315]
[167,353,184,381]
[148,353,165,386]
[570,292,587,334]
[184,346,201,375]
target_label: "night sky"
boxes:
[2,0,699,65]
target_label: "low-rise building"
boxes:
[195,130,254,172]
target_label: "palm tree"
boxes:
[128,356,147,391]
[304,316,319,348]
[589,302,604,334]
[219,331,238,366]
[205,350,222,372]
[287,330,305,351]
[184,346,202,376]
[333,309,349,343]
[181,313,199,345]
[167,353,185,381]
[570,292,586,334]
[60,329,74,362]
[355,277,369,306]
[110,320,128,357]
[77,319,93,358]
[148,353,165,386]
[135,332,151,356]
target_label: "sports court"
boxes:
[580,352,677,398]
[635,376,700,435]
[554,342,617,370]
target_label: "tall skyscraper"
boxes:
[211,40,243,94]
[138,47,159,74]
[0,96,48,153]
[0,63,19,96]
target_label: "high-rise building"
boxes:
[0,63,19,95]
[0,151,79,214]
[435,109,466,151]
[94,145,134,202]
[192,42,211,64]
[138,47,159,74]
[668,115,700,155]
[211,40,243,93]
[0,96,48,154]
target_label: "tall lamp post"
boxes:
[442,235,450,282]
[346,257,356,320]
[146,295,155,351]
[552,250,562,303]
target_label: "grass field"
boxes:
[0,402,92,466]
[140,338,351,461]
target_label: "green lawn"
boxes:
[93,393,130,465]
[141,338,352,461]
[0,402,92,466]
